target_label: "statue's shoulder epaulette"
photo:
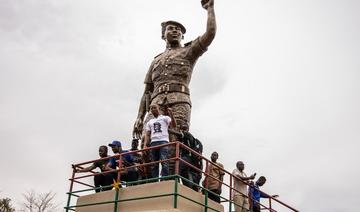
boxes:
[154,52,163,58]
[184,41,192,47]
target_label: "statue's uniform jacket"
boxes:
[144,37,207,125]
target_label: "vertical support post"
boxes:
[117,155,122,183]
[173,177,178,208]
[66,167,76,212]
[269,198,272,212]
[114,189,119,212]
[175,141,180,177]
[205,160,209,188]
[229,175,233,212]
[114,154,122,212]
[204,190,208,212]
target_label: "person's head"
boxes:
[211,151,218,162]
[108,140,122,154]
[180,122,189,132]
[161,21,186,45]
[236,161,245,171]
[98,145,108,158]
[131,138,139,150]
[256,176,267,187]
[150,104,160,117]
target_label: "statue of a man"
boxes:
[133,0,216,139]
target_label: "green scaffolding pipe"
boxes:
[205,190,209,212]
[174,177,178,208]
[66,193,72,212]
[113,189,119,212]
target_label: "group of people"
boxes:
[201,153,277,212]
[74,104,203,192]
[73,140,140,192]
[74,103,277,212]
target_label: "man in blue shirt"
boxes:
[106,140,138,184]
[249,176,278,212]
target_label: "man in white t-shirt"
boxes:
[232,161,256,212]
[144,104,175,179]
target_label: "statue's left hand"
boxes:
[201,0,214,10]
[133,118,143,139]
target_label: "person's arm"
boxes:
[168,128,183,137]
[217,164,225,193]
[166,107,177,128]
[105,162,112,171]
[133,84,153,139]
[126,153,134,164]
[217,173,224,193]
[199,0,216,48]
[202,164,210,188]
[74,164,96,173]
[234,173,256,181]
[105,159,116,171]
[260,191,279,199]
[133,61,155,139]
[144,130,151,148]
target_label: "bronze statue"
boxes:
[133,0,216,139]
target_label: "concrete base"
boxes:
[76,180,224,212]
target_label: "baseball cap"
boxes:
[108,140,122,147]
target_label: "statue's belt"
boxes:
[153,83,190,97]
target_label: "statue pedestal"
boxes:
[75,180,224,212]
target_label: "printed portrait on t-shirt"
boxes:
[153,122,162,133]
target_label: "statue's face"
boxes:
[164,24,183,44]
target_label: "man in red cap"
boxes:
[133,0,216,175]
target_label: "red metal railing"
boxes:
[69,141,299,212]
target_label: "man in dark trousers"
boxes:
[169,123,203,191]
[74,145,113,192]
[130,138,143,183]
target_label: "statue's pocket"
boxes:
[168,59,190,76]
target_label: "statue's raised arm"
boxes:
[132,0,217,140]
[200,0,216,49]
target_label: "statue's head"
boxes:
[161,20,186,43]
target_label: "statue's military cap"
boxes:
[161,20,186,37]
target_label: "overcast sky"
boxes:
[1,0,359,211]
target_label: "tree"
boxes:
[20,190,59,212]
[0,197,16,212]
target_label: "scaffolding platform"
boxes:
[66,141,299,212]
[75,180,223,212]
